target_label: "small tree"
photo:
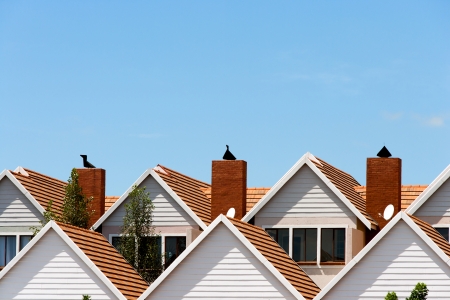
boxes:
[118,185,163,283]
[385,291,398,300]
[406,282,428,300]
[82,295,91,300]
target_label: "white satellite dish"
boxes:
[226,207,236,218]
[383,204,394,220]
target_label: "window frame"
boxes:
[263,225,348,266]
[0,232,34,267]
[432,225,450,242]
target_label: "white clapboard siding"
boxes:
[415,178,450,217]
[146,223,296,300]
[103,176,197,227]
[0,177,42,226]
[0,229,116,300]
[256,165,354,219]
[322,220,450,300]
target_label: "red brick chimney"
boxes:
[76,168,106,227]
[211,160,247,221]
[366,148,401,230]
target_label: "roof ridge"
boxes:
[56,221,101,236]
[21,168,68,185]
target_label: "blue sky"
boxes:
[1,1,449,196]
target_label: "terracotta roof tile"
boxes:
[311,158,378,226]
[408,214,450,258]
[354,185,428,210]
[154,165,211,225]
[201,187,271,213]
[227,217,321,300]
[10,168,67,215]
[105,196,120,211]
[56,222,149,299]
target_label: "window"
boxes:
[293,228,317,263]
[435,227,449,242]
[266,228,289,254]
[20,236,32,251]
[111,236,162,253]
[0,236,16,267]
[165,236,186,268]
[321,228,345,263]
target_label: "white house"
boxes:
[139,215,321,300]
[315,212,450,299]
[0,220,148,300]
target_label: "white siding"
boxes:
[416,179,450,217]
[0,229,116,300]
[147,224,296,300]
[0,177,42,227]
[256,165,355,220]
[103,176,197,227]
[322,220,450,300]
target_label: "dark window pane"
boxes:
[20,236,32,251]
[334,229,345,261]
[6,236,16,265]
[165,236,186,268]
[305,229,317,261]
[0,237,5,266]
[293,229,305,262]
[436,228,449,242]
[321,229,333,262]
[278,229,290,255]
[112,236,121,249]
[266,229,277,241]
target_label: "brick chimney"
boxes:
[76,168,106,227]
[366,148,401,230]
[211,160,247,221]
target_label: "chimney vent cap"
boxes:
[377,146,392,158]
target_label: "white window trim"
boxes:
[0,232,34,258]
[262,225,348,267]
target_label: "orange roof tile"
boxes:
[57,222,149,299]
[408,214,450,257]
[201,187,271,213]
[105,196,120,211]
[354,185,428,211]
[227,217,321,300]
[10,168,67,215]
[154,165,211,225]
[311,158,378,226]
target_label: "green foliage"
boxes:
[30,199,59,235]
[82,295,91,300]
[406,282,428,300]
[60,168,94,228]
[385,291,398,300]
[118,185,163,283]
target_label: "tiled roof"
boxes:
[10,168,67,215]
[154,165,211,225]
[408,214,450,257]
[201,187,271,213]
[311,158,378,227]
[227,217,321,300]
[105,196,120,211]
[354,185,428,210]
[57,222,149,299]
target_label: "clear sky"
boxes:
[1,1,449,196]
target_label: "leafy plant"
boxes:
[82,295,91,300]
[30,199,59,236]
[406,282,428,300]
[385,291,398,300]
[118,185,163,283]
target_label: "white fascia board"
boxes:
[314,212,403,299]
[0,220,53,280]
[0,170,45,214]
[406,164,450,215]
[242,153,310,222]
[150,170,207,230]
[221,216,306,300]
[51,222,127,300]
[138,215,223,300]
[92,169,153,230]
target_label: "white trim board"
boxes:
[242,152,374,229]
[138,214,307,300]
[92,168,207,231]
[405,163,450,215]
[314,211,450,299]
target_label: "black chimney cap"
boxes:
[223,145,236,160]
[377,146,392,158]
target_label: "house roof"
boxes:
[407,214,450,257]
[139,214,320,300]
[153,165,211,225]
[354,185,428,211]
[105,196,120,211]
[243,153,377,229]
[9,167,67,215]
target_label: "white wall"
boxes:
[0,229,116,300]
[321,220,450,300]
[0,177,42,227]
[146,223,297,300]
[415,178,450,218]
[103,176,197,229]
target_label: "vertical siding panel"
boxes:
[0,177,42,227]
[147,224,297,299]
[103,176,197,227]
[322,221,450,300]
[0,229,116,299]
[416,179,450,217]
